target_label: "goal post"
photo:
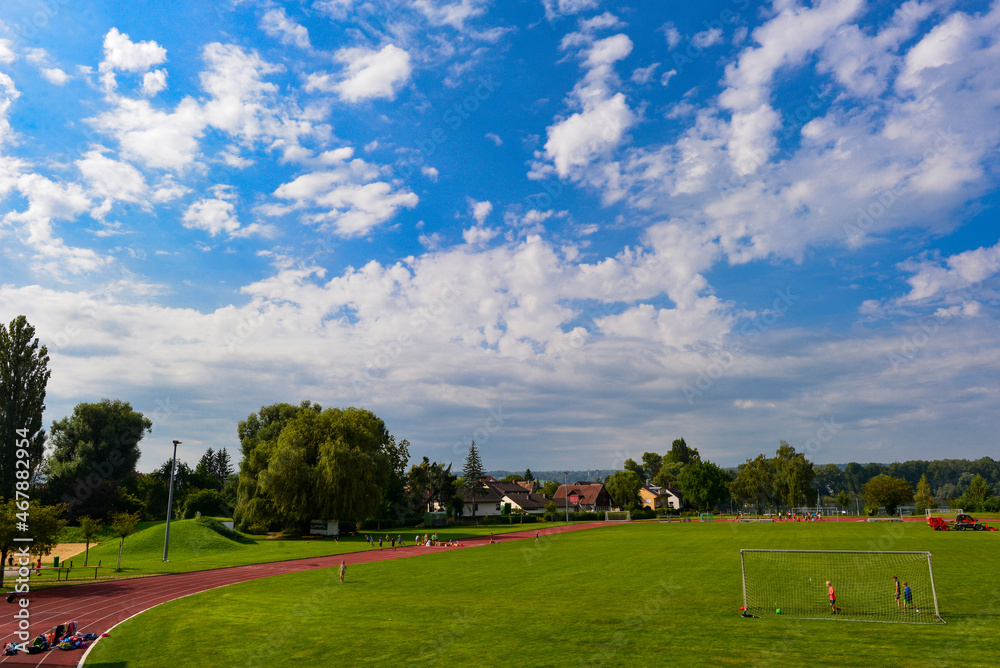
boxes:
[926,508,962,518]
[740,549,944,624]
[605,510,630,521]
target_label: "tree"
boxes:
[913,474,935,512]
[181,488,226,519]
[79,516,101,567]
[665,438,699,465]
[862,475,914,516]
[463,441,486,520]
[0,316,51,494]
[958,474,992,512]
[605,470,642,509]
[813,463,847,498]
[523,468,535,482]
[500,473,525,483]
[641,452,664,481]
[44,399,151,520]
[0,500,65,586]
[653,461,683,489]
[729,454,774,512]
[111,511,141,572]
[236,401,320,530]
[235,405,400,530]
[541,480,560,499]
[623,458,646,482]
[407,458,455,514]
[772,442,816,508]
[835,491,851,513]
[679,460,732,511]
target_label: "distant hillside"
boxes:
[481,469,617,483]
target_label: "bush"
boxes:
[181,488,229,519]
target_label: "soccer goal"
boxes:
[926,508,962,518]
[605,510,630,521]
[740,549,944,624]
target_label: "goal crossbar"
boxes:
[740,549,944,624]
[605,510,630,521]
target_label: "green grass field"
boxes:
[36,518,573,581]
[85,520,1000,667]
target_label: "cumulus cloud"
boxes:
[538,27,635,179]
[100,27,167,73]
[182,196,241,237]
[329,45,412,102]
[271,159,418,236]
[542,0,599,21]
[470,198,492,224]
[260,7,311,49]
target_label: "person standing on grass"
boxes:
[535,531,539,543]
[378,536,383,551]
[827,581,839,614]
[893,576,901,608]
[902,582,918,613]
[340,560,346,583]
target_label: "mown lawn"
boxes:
[85,520,1000,667]
[29,518,573,582]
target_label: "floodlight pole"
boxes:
[163,440,181,562]
[563,471,569,522]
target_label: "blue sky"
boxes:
[1,0,998,473]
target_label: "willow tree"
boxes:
[236,405,396,530]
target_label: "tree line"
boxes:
[3,313,999,565]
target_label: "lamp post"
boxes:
[163,439,181,562]
[563,471,569,523]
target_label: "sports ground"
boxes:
[3,518,998,667]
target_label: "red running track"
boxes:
[0,522,610,666]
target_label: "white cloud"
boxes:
[421,166,439,180]
[485,132,503,146]
[538,30,635,179]
[92,96,205,170]
[470,199,492,224]
[545,93,633,178]
[76,149,147,203]
[661,22,681,49]
[331,45,412,102]
[542,0,599,21]
[4,173,107,275]
[260,7,311,49]
[462,225,498,245]
[0,39,15,65]
[899,241,1000,304]
[693,27,724,48]
[40,68,71,85]
[271,160,419,236]
[142,69,167,96]
[630,63,659,84]
[182,196,241,237]
[100,27,167,73]
[414,0,488,30]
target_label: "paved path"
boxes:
[0,522,608,666]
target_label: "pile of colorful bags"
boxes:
[3,620,101,655]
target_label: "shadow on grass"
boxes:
[85,663,130,667]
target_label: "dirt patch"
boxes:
[48,543,90,563]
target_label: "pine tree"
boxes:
[463,441,485,520]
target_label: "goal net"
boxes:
[740,550,944,624]
[926,508,962,518]
[605,511,630,521]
